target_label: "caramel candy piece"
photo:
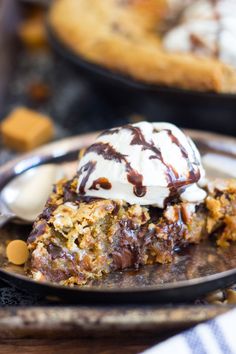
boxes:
[18,14,48,50]
[6,240,29,265]
[226,289,236,304]
[28,81,51,103]
[205,290,224,303]
[1,107,54,152]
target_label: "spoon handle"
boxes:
[0,199,15,227]
[0,213,15,227]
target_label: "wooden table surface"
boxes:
[0,305,232,354]
[0,338,153,354]
[0,334,173,354]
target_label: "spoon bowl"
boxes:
[0,164,65,225]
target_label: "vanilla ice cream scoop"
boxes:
[163,0,236,69]
[76,122,206,208]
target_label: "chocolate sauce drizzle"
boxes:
[89,177,112,191]
[99,125,200,201]
[77,161,96,195]
[166,129,200,184]
[84,142,146,197]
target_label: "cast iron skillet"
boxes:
[46,25,236,100]
[1,130,236,303]
[46,25,236,135]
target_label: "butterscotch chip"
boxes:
[6,240,29,265]
[1,107,54,152]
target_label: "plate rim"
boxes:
[1,257,236,294]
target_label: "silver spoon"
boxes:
[0,164,65,226]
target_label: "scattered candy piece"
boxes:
[6,240,29,265]
[1,107,54,152]
[27,81,51,103]
[226,289,236,304]
[18,13,48,50]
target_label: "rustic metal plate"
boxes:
[0,305,232,339]
[1,130,236,303]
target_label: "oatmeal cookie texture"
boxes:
[27,177,236,285]
[49,0,236,93]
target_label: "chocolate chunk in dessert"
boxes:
[47,244,66,260]
[28,220,47,243]
[63,179,78,203]
[40,204,57,221]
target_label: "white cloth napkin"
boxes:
[142,308,236,354]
